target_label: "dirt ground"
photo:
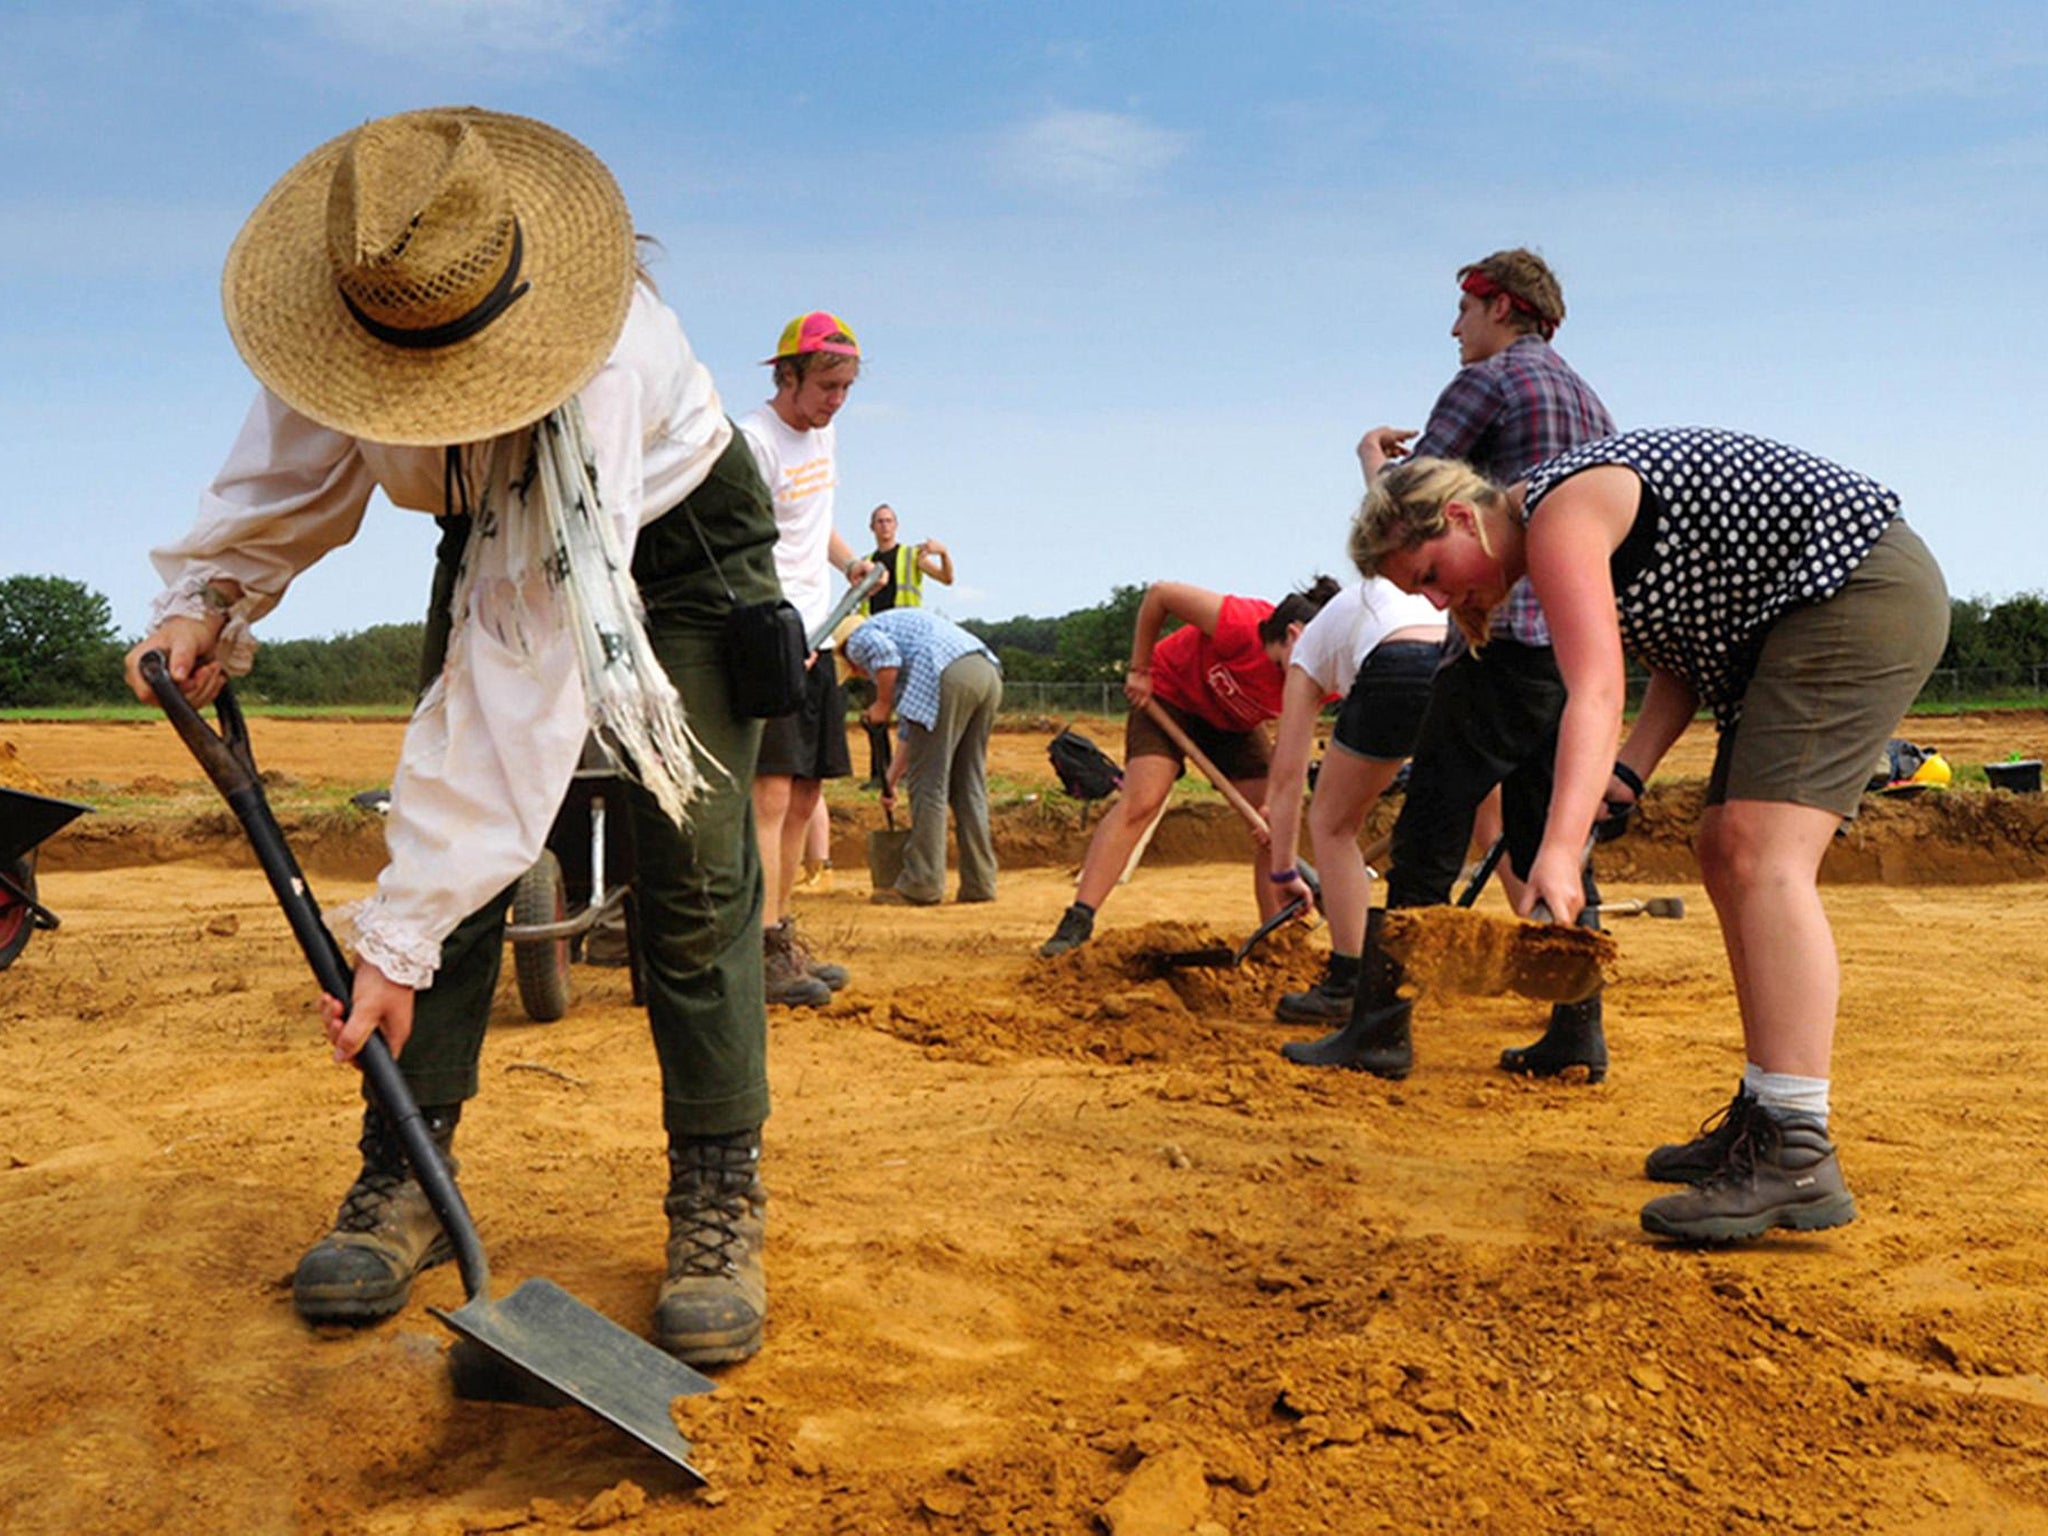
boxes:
[5,711,2048,1534]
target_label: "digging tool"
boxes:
[867,797,912,891]
[1140,700,1319,899]
[1146,894,1312,971]
[808,564,888,651]
[1590,896,1685,920]
[140,653,715,1480]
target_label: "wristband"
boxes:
[1269,867,1301,884]
[1610,760,1645,799]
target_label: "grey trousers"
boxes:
[895,653,1002,903]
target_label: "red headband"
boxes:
[1461,271,1556,339]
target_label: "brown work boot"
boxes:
[779,915,848,991]
[763,922,831,1008]
[655,1127,767,1365]
[1644,1085,1756,1183]
[1639,1108,1857,1243]
[293,1103,461,1324]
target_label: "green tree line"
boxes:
[6,572,2048,708]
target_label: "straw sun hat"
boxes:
[222,107,636,447]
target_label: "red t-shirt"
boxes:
[1149,595,1283,733]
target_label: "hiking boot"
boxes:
[1644,1086,1756,1183]
[1039,903,1094,958]
[763,923,831,1008]
[1274,959,1358,1023]
[656,1127,767,1365]
[1280,910,1412,1078]
[293,1103,461,1325]
[779,916,848,991]
[1640,1108,1857,1242]
[1500,993,1608,1083]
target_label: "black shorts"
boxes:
[757,655,853,780]
[1330,639,1441,760]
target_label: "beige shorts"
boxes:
[1708,520,1948,817]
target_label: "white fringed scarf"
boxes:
[442,399,707,825]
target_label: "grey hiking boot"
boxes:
[1274,960,1358,1023]
[1639,1108,1857,1243]
[294,1103,461,1325]
[1645,1086,1756,1183]
[763,923,831,1008]
[779,916,848,991]
[1038,903,1094,958]
[656,1127,767,1365]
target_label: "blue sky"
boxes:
[3,1,2043,641]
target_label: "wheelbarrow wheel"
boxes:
[512,851,573,1023]
[0,855,35,971]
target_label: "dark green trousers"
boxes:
[388,430,783,1138]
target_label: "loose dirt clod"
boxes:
[1382,906,1616,1003]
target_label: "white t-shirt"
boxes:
[1289,578,1444,696]
[737,404,838,637]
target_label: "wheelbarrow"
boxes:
[139,652,716,1479]
[0,785,91,970]
[504,739,638,1023]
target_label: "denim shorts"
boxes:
[1330,639,1441,761]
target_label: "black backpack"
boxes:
[1048,728,1122,801]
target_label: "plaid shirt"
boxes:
[844,608,1000,731]
[1413,335,1614,647]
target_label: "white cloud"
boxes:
[994,108,1189,199]
[260,0,670,65]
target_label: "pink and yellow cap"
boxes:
[764,310,860,363]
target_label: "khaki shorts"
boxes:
[1709,520,1948,817]
[1125,699,1272,783]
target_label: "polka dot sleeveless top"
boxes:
[1523,427,1901,727]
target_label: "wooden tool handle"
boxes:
[1142,700,1269,838]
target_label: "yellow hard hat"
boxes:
[1910,751,1952,787]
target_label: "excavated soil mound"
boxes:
[5,716,2048,1533]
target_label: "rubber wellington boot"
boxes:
[1275,954,1359,1023]
[656,1127,767,1365]
[293,1102,461,1325]
[1639,1108,1857,1242]
[1499,992,1609,1083]
[1280,910,1412,1078]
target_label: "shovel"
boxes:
[866,798,912,891]
[1146,894,1311,971]
[140,653,715,1479]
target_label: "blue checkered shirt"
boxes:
[1413,335,1614,647]
[843,608,1000,730]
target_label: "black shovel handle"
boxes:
[139,651,491,1301]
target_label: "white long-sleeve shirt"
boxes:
[149,285,730,985]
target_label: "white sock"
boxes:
[1744,1063,1829,1126]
